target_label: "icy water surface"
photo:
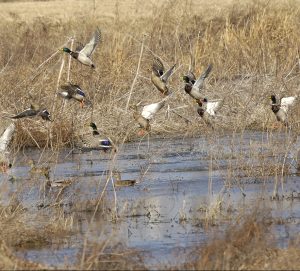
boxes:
[1,131,300,268]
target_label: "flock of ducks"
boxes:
[0,27,298,175]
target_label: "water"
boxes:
[1,131,300,268]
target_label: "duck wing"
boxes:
[193,64,212,91]
[141,100,166,120]
[75,42,84,52]
[206,100,222,116]
[11,107,37,119]
[60,84,85,98]
[0,123,15,152]
[161,63,176,83]
[152,57,165,76]
[281,96,296,113]
[79,28,101,57]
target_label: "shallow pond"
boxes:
[1,131,300,268]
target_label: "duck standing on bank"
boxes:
[86,122,115,151]
[61,28,101,69]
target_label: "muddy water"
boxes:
[1,131,300,268]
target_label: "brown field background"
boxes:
[1,0,300,149]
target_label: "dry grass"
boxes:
[0,200,74,269]
[185,210,300,270]
[1,0,300,149]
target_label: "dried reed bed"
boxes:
[1,0,300,149]
[0,199,75,269]
[185,210,300,270]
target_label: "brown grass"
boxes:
[185,210,300,270]
[1,0,300,149]
[0,200,74,269]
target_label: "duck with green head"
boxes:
[61,28,101,69]
[89,122,115,151]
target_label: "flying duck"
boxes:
[61,28,101,68]
[183,63,212,100]
[151,57,176,96]
[10,105,52,121]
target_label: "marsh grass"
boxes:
[185,210,300,270]
[1,0,300,149]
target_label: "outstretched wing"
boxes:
[161,63,176,83]
[281,96,296,113]
[206,100,222,116]
[75,42,84,52]
[152,57,165,76]
[141,100,166,120]
[193,64,213,91]
[11,108,37,119]
[80,28,101,57]
[0,123,15,152]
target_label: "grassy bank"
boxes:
[1,0,300,149]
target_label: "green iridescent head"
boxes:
[61,47,72,53]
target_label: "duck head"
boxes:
[182,75,190,83]
[61,47,72,54]
[270,95,277,104]
[90,122,97,130]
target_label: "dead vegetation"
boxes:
[1,0,300,149]
[185,210,300,270]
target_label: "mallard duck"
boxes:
[10,105,51,121]
[0,123,15,173]
[270,95,296,127]
[151,57,176,96]
[131,99,166,135]
[196,98,222,127]
[182,64,212,100]
[58,83,91,108]
[46,179,73,188]
[88,122,115,151]
[61,28,101,68]
[28,159,50,179]
[112,170,136,187]
[132,105,150,132]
